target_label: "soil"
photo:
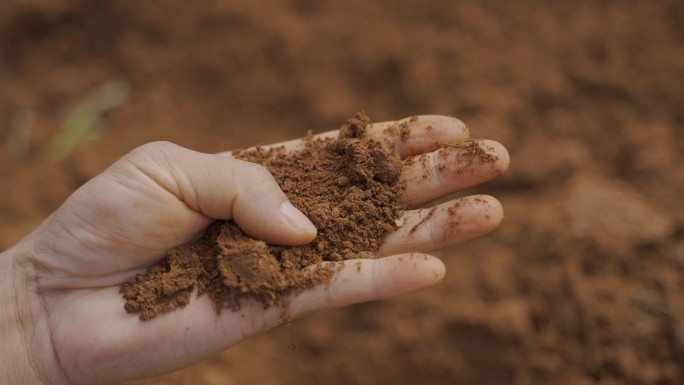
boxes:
[1,1,683,385]
[120,112,406,320]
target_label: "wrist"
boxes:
[1,245,55,385]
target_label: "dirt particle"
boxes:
[399,122,411,142]
[316,242,326,252]
[338,111,370,139]
[410,206,438,234]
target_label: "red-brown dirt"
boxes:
[1,1,683,384]
[120,112,408,320]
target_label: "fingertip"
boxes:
[415,253,446,284]
[280,202,318,243]
[432,254,447,279]
[407,114,466,131]
[487,195,505,224]
[424,115,468,136]
[467,194,505,231]
[479,139,510,174]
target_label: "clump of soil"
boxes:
[120,112,406,320]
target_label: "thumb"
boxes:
[113,141,317,245]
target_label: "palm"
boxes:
[29,116,508,384]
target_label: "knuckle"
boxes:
[130,141,180,161]
[119,141,186,174]
[110,141,186,185]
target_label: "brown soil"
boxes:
[120,112,405,320]
[1,1,683,385]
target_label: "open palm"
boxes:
[8,115,509,384]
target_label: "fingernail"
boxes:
[281,202,317,234]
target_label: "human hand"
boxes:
[0,115,509,385]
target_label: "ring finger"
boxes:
[378,195,504,256]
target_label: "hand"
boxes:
[0,115,509,385]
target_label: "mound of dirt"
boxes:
[120,112,406,320]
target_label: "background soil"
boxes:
[1,1,683,384]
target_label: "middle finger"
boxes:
[400,139,509,207]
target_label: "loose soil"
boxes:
[1,1,683,385]
[120,112,406,320]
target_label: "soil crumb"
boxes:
[120,112,406,320]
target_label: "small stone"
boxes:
[316,242,326,252]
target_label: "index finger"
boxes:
[218,115,470,159]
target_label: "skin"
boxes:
[0,115,509,385]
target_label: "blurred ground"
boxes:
[1,1,683,384]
